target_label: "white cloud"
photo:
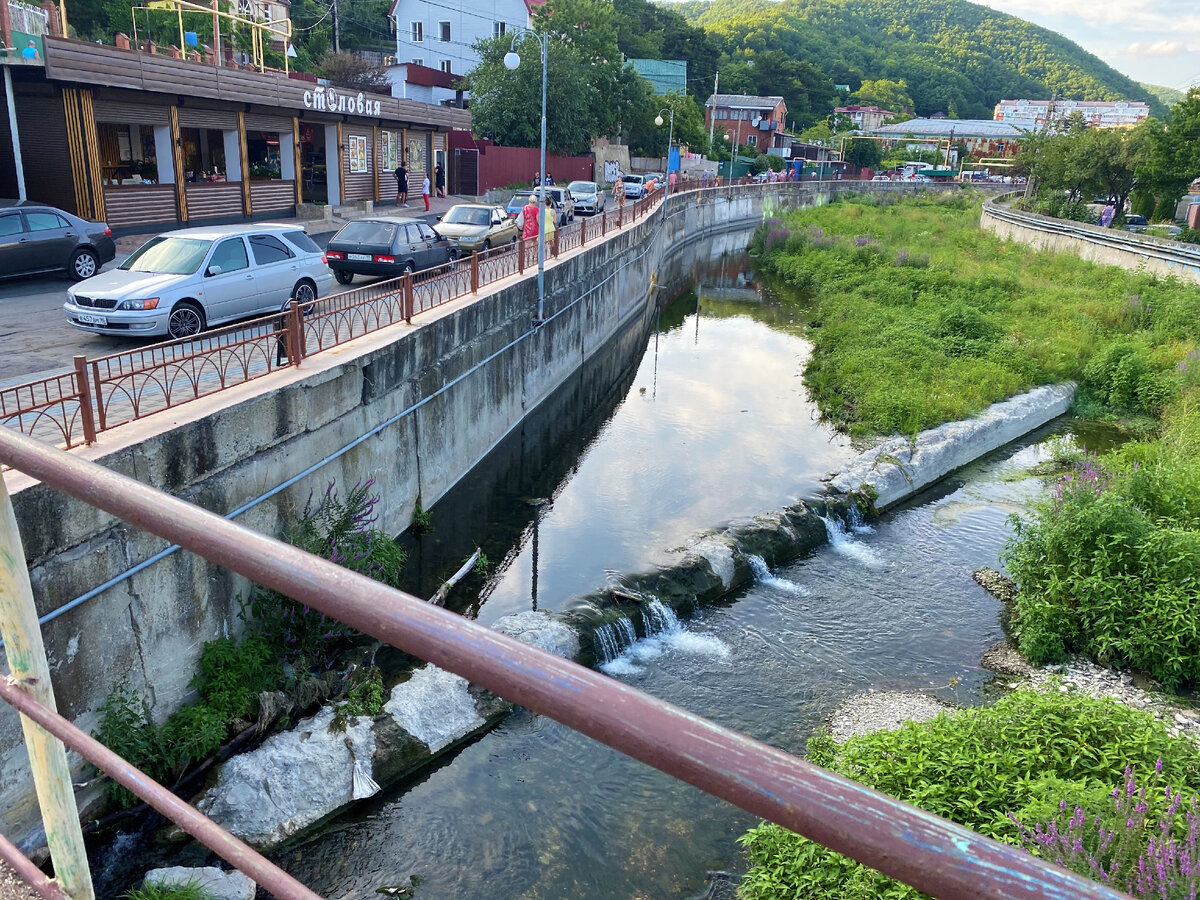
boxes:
[1123,39,1188,58]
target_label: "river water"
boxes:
[274,252,1095,898]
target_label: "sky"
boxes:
[969,0,1200,91]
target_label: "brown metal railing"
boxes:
[1,179,923,454]
[0,426,1130,900]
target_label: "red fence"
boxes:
[448,132,594,193]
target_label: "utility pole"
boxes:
[331,0,339,52]
[707,70,718,151]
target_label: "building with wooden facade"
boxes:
[0,36,470,230]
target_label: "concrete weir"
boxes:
[2,181,950,849]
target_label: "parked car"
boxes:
[1124,214,1149,233]
[434,204,519,253]
[568,180,606,216]
[0,201,116,281]
[325,217,454,285]
[621,174,647,200]
[63,224,332,339]
[541,186,575,226]
[506,194,530,219]
[871,174,892,182]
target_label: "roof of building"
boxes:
[997,99,1149,108]
[834,105,896,115]
[872,118,1024,137]
[706,93,785,109]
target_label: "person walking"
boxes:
[541,194,557,244]
[395,162,409,207]
[422,173,431,212]
[518,194,541,241]
[434,163,446,199]
[613,176,626,210]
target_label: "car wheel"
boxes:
[291,279,317,315]
[334,269,354,285]
[167,301,205,339]
[483,238,492,251]
[403,261,415,275]
[70,248,99,281]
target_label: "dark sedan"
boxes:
[0,201,116,281]
[325,217,455,285]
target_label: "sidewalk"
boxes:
[113,192,479,255]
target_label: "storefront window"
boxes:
[97,123,159,185]
[180,128,228,182]
[246,131,283,179]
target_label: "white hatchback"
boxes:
[64,224,334,339]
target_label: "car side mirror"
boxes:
[206,264,222,276]
[436,214,442,221]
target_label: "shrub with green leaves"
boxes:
[1005,396,1200,689]
[738,690,1200,900]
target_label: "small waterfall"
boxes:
[845,503,876,534]
[593,616,638,664]
[748,555,811,596]
[822,515,883,568]
[599,598,729,676]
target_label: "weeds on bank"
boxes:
[739,691,1200,900]
[122,882,213,900]
[94,481,405,807]
[754,192,1200,438]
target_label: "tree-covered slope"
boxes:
[673,0,1163,120]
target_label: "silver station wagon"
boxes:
[63,224,334,339]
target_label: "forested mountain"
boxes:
[670,0,1163,123]
[1140,83,1185,108]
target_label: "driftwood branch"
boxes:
[430,548,481,606]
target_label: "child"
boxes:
[422,173,431,212]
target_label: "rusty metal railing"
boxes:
[0,426,1130,900]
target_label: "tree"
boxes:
[629,90,708,157]
[844,138,883,169]
[319,51,387,92]
[1088,124,1154,219]
[1138,89,1200,218]
[851,79,913,114]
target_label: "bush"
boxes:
[738,690,1200,900]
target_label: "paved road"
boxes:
[0,231,336,385]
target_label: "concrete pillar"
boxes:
[279,131,295,180]
[222,129,241,181]
[153,125,173,184]
[325,123,340,206]
[4,70,25,202]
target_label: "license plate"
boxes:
[348,253,371,261]
[76,313,108,325]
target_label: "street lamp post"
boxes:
[504,29,549,325]
[726,131,734,192]
[654,107,675,196]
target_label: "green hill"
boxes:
[672,0,1163,123]
[1139,82,1185,108]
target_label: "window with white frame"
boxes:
[410,21,423,42]
[410,57,423,66]
[747,134,757,146]
[493,21,506,37]
[439,59,452,73]
[439,20,450,42]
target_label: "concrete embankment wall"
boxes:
[1,180,948,849]
[981,198,1200,284]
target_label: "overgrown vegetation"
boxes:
[755,192,1200,437]
[739,691,1200,899]
[94,481,404,806]
[122,880,213,900]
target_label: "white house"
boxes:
[993,99,1150,130]
[387,0,544,77]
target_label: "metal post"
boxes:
[402,270,414,323]
[0,471,95,900]
[470,251,480,294]
[535,34,547,325]
[4,69,26,202]
[72,356,96,446]
[287,300,303,365]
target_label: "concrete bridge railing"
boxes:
[981,196,1200,283]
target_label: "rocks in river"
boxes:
[142,866,255,900]
[826,691,954,742]
[981,640,1033,676]
[492,610,580,659]
[972,567,1017,604]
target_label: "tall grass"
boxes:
[756,193,1200,436]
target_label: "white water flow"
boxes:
[747,555,811,596]
[822,514,884,567]
[599,599,730,676]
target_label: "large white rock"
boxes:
[686,535,737,589]
[492,611,580,659]
[143,866,255,900]
[383,665,484,753]
[829,383,1075,510]
[197,705,376,848]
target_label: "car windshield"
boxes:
[443,207,491,226]
[119,237,212,275]
[336,221,397,244]
[622,175,642,183]
[509,195,529,207]
[545,189,564,201]
[569,181,596,194]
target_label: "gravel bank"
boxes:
[826,691,954,742]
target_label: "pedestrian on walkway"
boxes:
[434,163,446,198]
[613,177,626,210]
[518,194,540,240]
[395,162,409,207]
[542,194,557,243]
[422,173,431,212]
